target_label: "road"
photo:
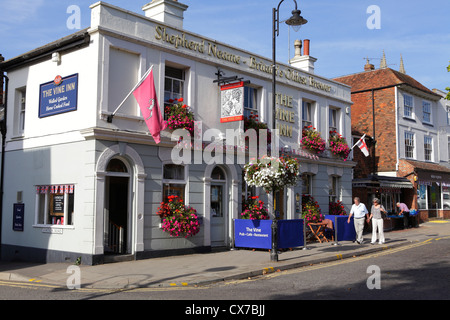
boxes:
[1,236,449,303]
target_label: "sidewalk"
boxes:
[1,221,449,290]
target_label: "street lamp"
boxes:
[271,0,307,262]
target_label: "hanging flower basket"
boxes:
[157,195,200,238]
[329,131,351,161]
[240,196,270,220]
[165,98,195,135]
[301,126,326,154]
[243,112,271,145]
[244,155,301,193]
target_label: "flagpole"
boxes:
[107,65,154,123]
[351,134,366,150]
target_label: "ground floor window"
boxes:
[35,185,75,226]
[417,183,449,210]
[163,164,186,201]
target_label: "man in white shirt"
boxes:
[348,197,369,244]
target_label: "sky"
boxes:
[1,0,449,91]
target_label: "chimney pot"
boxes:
[303,39,310,56]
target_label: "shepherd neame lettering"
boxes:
[155,26,205,54]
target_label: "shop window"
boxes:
[427,183,441,210]
[403,94,414,118]
[163,164,186,201]
[417,184,427,210]
[35,185,75,226]
[424,136,433,161]
[405,132,415,159]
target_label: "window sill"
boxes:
[402,116,416,122]
[33,224,74,229]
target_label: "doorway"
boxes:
[104,159,131,255]
[210,167,227,247]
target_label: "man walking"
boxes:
[348,197,369,244]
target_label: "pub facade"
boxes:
[0,0,354,264]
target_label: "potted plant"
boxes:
[302,195,323,224]
[329,130,351,161]
[301,126,326,154]
[329,200,347,215]
[157,195,200,238]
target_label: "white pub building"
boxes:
[0,0,354,264]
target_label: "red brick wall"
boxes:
[351,87,397,178]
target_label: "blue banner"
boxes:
[39,74,78,118]
[325,215,356,241]
[234,220,272,249]
[278,219,304,249]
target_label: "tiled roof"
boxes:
[334,68,438,96]
[403,159,450,173]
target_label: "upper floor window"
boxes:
[403,94,414,118]
[447,106,450,125]
[302,101,313,128]
[424,136,433,161]
[243,86,258,119]
[405,132,415,159]
[164,66,185,106]
[422,101,432,124]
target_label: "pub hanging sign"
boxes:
[220,82,244,123]
[39,74,78,118]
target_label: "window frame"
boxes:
[243,86,258,119]
[422,100,432,124]
[162,164,188,202]
[405,131,415,159]
[34,185,75,228]
[403,94,414,119]
[302,101,313,128]
[424,136,433,161]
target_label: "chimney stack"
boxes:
[290,39,317,74]
[364,58,375,71]
[143,0,188,29]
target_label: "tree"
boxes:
[446,61,450,100]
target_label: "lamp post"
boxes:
[270,1,307,262]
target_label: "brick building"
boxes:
[335,59,450,221]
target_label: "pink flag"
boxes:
[133,69,167,144]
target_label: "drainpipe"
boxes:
[0,70,8,261]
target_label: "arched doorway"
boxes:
[104,158,130,255]
[210,166,227,247]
